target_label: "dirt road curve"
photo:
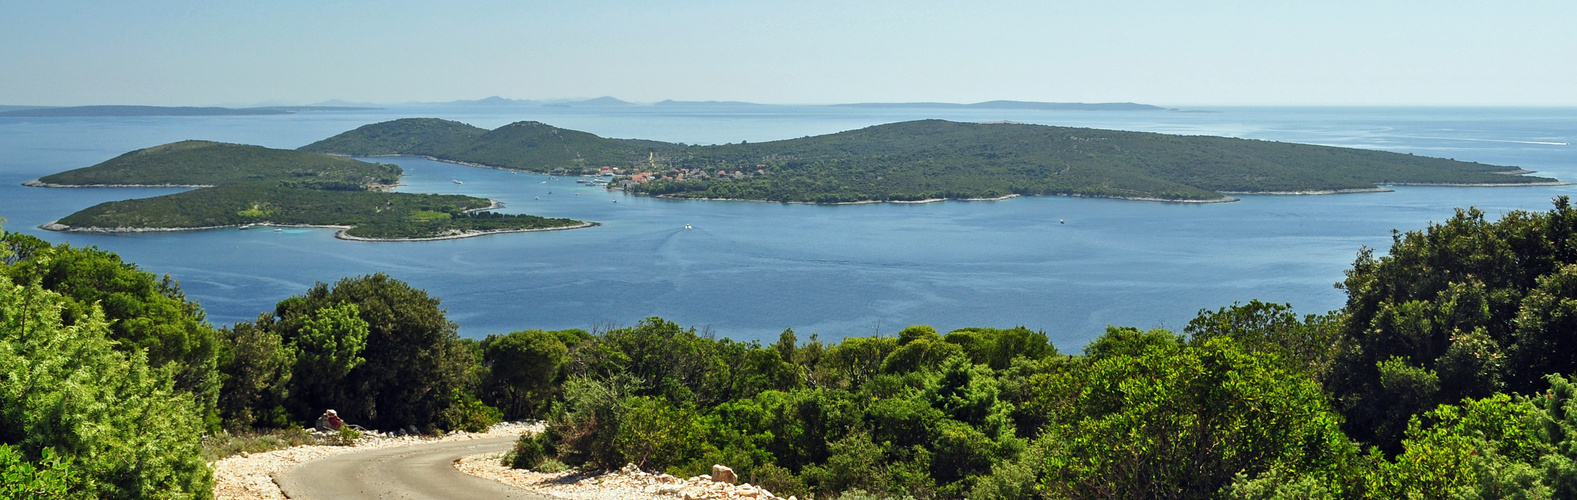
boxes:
[275,436,551,500]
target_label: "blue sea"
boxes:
[1,104,1573,349]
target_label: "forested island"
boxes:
[29,140,589,240]
[302,118,1559,203]
[13,198,1577,497]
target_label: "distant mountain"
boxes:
[835,101,1167,111]
[300,118,1558,203]
[654,100,765,107]
[573,96,634,106]
[0,105,378,117]
[299,118,671,170]
[445,96,540,106]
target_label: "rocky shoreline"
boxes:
[41,220,599,241]
[23,178,213,188]
[334,221,600,242]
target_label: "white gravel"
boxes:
[455,457,796,500]
[210,422,541,500]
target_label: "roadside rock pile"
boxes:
[456,458,796,500]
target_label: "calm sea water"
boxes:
[1,105,1574,349]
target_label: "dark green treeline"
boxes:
[13,199,1577,497]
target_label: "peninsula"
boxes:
[302,118,1558,203]
[30,140,588,240]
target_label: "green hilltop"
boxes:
[301,118,1557,203]
[33,140,587,239]
[33,140,401,189]
[300,118,674,172]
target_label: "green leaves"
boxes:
[0,275,212,499]
[0,445,76,500]
[1329,197,1577,453]
[1039,337,1355,499]
[294,302,369,382]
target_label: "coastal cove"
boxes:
[2,105,1575,347]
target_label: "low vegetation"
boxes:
[35,140,400,188]
[12,198,1577,498]
[302,118,1555,203]
[34,140,586,239]
[54,183,582,239]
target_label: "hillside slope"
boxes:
[301,118,1559,203]
[33,140,401,189]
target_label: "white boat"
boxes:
[452,179,463,184]
[1059,219,1065,224]
[684,224,692,229]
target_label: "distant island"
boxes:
[833,101,1168,111]
[0,105,379,117]
[302,118,1561,203]
[28,140,589,240]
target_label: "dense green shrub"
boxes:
[1039,334,1357,499]
[0,273,213,499]
[508,432,550,470]
[269,273,473,430]
[1328,198,1577,452]
[215,317,296,430]
[437,388,503,433]
[482,329,570,418]
[1,232,223,430]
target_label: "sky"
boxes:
[2,1,1575,107]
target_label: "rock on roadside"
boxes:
[456,457,794,500]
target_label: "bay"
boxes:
[1,105,1573,348]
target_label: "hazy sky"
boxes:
[3,1,1574,106]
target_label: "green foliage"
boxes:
[0,274,213,499]
[269,273,473,430]
[1039,337,1356,499]
[300,119,671,174]
[483,329,570,418]
[508,432,550,470]
[54,183,584,239]
[334,424,362,446]
[1186,300,1341,378]
[37,137,588,239]
[613,397,716,471]
[216,317,296,430]
[941,326,1056,370]
[1327,198,1577,453]
[38,139,400,188]
[437,388,503,433]
[1082,325,1184,359]
[305,118,1546,204]
[544,374,641,467]
[1367,393,1552,497]
[1,232,223,430]
[0,445,76,500]
[290,302,369,406]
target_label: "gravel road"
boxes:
[274,435,552,500]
